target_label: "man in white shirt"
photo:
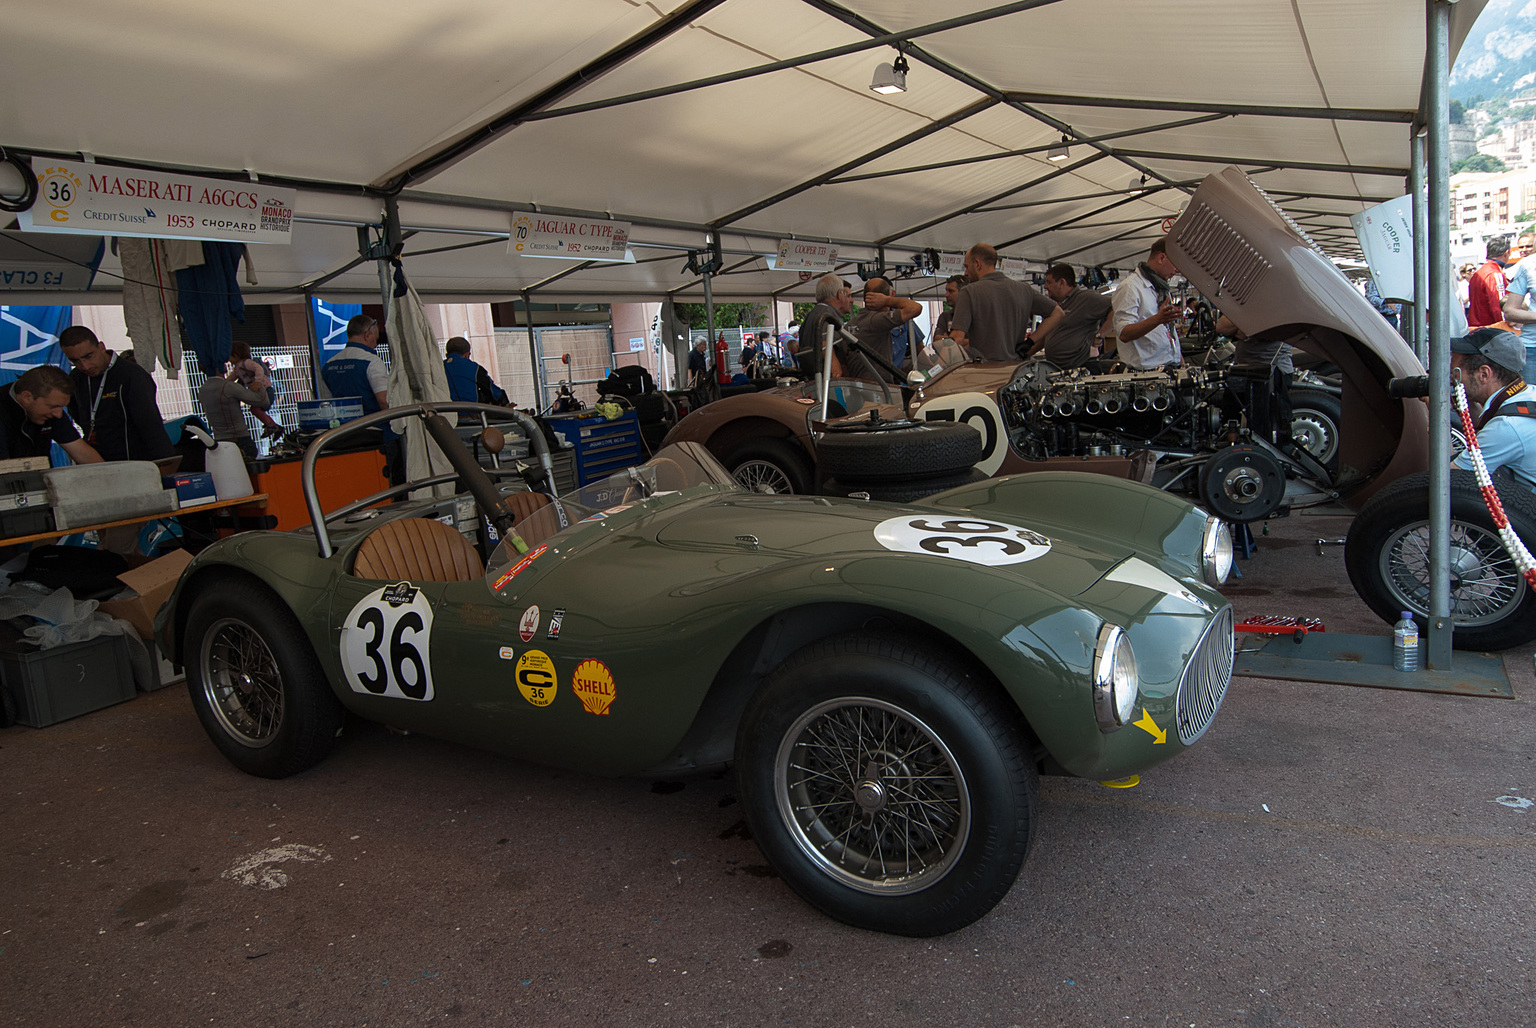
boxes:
[1111,239,1183,370]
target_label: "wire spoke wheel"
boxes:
[775,697,968,895]
[733,458,795,494]
[200,617,286,746]
[1379,519,1525,628]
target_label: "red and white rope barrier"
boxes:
[1452,380,1536,592]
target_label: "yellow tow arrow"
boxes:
[1133,708,1166,744]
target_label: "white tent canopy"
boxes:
[1,0,1486,305]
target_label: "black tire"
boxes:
[822,468,988,504]
[724,437,813,495]
[1345,470,1536,651]
[1290,388,1341,471]
[185,577,345,778]
[817,422,982,483]
[736,631,1038,936]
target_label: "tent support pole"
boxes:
[703,266,717,367]
[302,289,324,400]
[1426,0,1453,670]
[522,291,545,412]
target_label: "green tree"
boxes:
[1452,153,1509,174]
[1450,98,1465,124]
[671,302,768,330]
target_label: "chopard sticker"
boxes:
[519,605,540,642]
[379,581,419,607]
[571,658,616,716]
[340,584,435,701]
[499,645,515,660]
[872,516,1051,566]
[546,608,565,640]
[516,649,557,707]
[492,544,549,592]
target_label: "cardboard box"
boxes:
[163,472,217,507]
[97,548,194,640]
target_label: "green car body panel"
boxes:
[160,470,1228,784]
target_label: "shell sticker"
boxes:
[872,516,1051,566]
[516,649,557,707]
[519,605,540,642]
[492,544,548,592]
[571,658,616,716]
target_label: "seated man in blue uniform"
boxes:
[322,314,402,484]
[443,336,508,405]
[1451,327,1536,491]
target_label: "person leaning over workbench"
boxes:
[58,325,175,463]
[0,365,104,465]
[443,336,508,406]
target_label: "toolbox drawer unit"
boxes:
[544,410,644,487]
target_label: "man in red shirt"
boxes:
[1469,235,1513,327]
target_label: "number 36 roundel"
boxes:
[341,582,436,701]
[874,516,1052,567]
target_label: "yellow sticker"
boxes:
[515,649,557,707]
[571,658,616,716]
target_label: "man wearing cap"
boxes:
[1451,327,1536,491]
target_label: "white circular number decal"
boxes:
[914,392,1006,476]
[341,583,435,701]
[873,516,1051,566]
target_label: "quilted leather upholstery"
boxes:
[352,517,484,583]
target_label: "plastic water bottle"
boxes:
[1393,612,1420,672]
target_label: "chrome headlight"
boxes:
[1092,623,1139,731]
[1201,516,1234,586]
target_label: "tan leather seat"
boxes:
[353,517,483,583]
[503,491,564,549]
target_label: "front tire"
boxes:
[185,577,344,778]
[736,632,1038,936]
[724,438,813,494]
[1345,470,1536,651]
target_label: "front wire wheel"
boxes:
[1378,519,1525,628]
[201,617,286,746]
[776,697,968,894]
[738,631,1037,936]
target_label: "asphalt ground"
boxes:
[2,509,1533,1028]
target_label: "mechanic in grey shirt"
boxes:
[198,368,273,457]
[949,243,1062,362]
[1025,264,1112,369]
[847,277,922,380]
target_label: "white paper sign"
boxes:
[938,253,965,277]
[1001,258,1027,280]
[509,214,630,260]
[1350,194,1414,303]
[16,159,296,244]
[774,240,839,271]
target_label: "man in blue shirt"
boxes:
[1451,327,1536,492]
[443,336,508,405]
[322,314,401,483]
[1499,231,1536,381]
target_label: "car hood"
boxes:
[653,493,1123,597]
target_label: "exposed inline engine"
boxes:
[999,361,1241,460]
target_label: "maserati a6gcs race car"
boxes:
[157,402,1235,936]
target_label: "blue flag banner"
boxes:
[0,305,71,386]
[311,298,362,354]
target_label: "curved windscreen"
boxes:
[484,442,739,584]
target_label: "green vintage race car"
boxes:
[157,402,1235,936]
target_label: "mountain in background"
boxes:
[1452,0,1536,100]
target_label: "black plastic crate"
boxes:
[0,635,136,728]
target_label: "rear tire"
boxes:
[736,631,1038,936]
[185,578,344,778]
[1345,471,1536,651]
[1290,388,1341,471]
